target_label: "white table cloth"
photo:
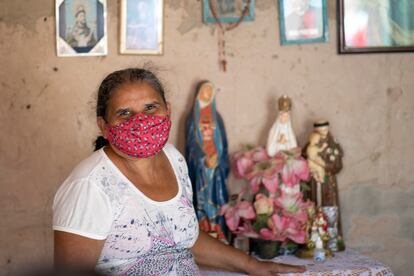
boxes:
[200,249,393,276]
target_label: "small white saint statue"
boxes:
[266,95,298,157]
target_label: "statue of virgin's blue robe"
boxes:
[185,81,229,241]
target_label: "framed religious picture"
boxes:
[55,0,107,57]
[120,0,164,55]
[203,0,255,24]
[338,0,414,54]
[278,0,328,45]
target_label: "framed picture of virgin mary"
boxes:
[55,0,107,57]
[278,0,328,45]
[120,0,164,55]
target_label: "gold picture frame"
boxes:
[120,0,164,55]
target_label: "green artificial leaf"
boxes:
[300,182,310,192]
[253,214,269,232]
[258,187,268,196]
[285,240,299,250]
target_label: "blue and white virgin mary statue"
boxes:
[185,81,229,242]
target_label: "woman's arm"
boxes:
[54,230,105,272]
[191,231,305,276]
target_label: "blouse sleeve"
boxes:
[53,178,113,240]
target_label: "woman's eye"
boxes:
[119,110,131,117]
[144,104,158,112]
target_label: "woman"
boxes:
[53,68,306,275]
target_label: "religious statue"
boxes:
[185,81,230,243]
[297,206,333,259]
[303,120,345,251]
[306,132,327,184]
[266,95,298,157]
[309,208,330,249]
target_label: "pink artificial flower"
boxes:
[259,227,275,240]
[234,221,259,239]
[246,158,284,193]
[264,214,306,244]
[232,146,269,179]
[293,157,310,181]
[227,146,312,245]
[262,175,279,197]
[237,201,256,220]
[249,176,262,194]
[253,193,274,215]
[220,201,256,232]
[281,147,302,159]
[280,155,310,187]
[254,158,284,178]
[281,166,296,187]
[248,147,269,162]
[232,155,254,179]
[232,150,253,179]
[274,192,309,223]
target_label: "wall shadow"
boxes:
[174,78,203,154]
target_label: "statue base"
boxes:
[295,248,334,259]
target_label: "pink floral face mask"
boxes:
[106,113,171,158]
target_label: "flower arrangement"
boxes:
[221,146,314,250]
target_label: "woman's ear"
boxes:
[166,102,172,116]
[97,117,107,138]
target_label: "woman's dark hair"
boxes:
[94,68,167,151]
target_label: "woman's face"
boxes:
[104,82,169,126]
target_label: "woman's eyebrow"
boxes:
[144,100,161,105]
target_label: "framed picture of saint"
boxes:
[120,0,164,55]
[278,0,328,45]
[55,0,107,57]
[203,0,255,24]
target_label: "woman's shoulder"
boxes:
[56,149,110,196]
[53,149,116,210]
[68,149,107,180]
[163,143,184,159]
[163,143,189,173]
[53,149,114,239]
